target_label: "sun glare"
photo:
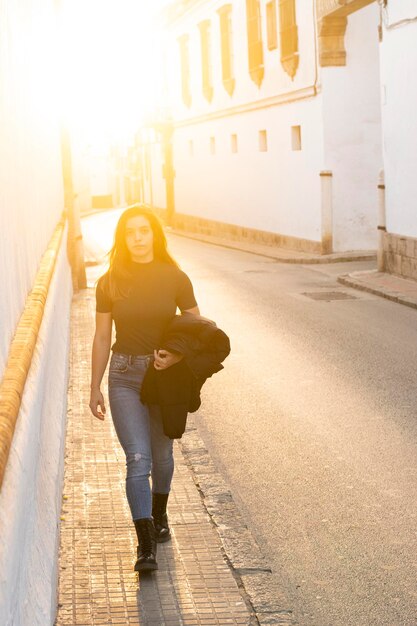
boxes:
[58,0,168,148]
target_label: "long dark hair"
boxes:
[99,204,179,301]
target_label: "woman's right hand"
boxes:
[89,387,106,420]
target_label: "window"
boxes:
[266,1,278,50]
[218,5,235,96]
[198,20,213,102]
[259,130,267,152]
[279,0,299,79]
[210,136,216,155]
[291,125,301,150]
[231,134,238,153]
[178,34,192,107]
[246,0,264,87]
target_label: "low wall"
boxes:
[383,232,417,281]
[159,210,322,254]
[0,225,72,626]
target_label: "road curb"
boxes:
[337,273,417,311]
[169,229,376,265]
[179,416,295,626]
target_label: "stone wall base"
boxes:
[157,210,323,255]
[383,232,417,281]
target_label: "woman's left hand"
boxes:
[153,349,184,370]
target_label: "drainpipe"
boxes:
[377,169,386,272]
[320,170,333,254]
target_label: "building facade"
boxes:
[146,0,384,255]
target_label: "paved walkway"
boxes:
[55,289,253,626]
[338,269,417,311]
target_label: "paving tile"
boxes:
[55,290,251,626]
[338,269,417,310]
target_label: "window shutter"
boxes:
[266,1,278,51]
[279,0,299,79]
[198,20,213,102]
[178,35,192,107]
[246,0,264,87]
[218,4,235,96]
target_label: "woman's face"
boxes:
[125,215,154,262]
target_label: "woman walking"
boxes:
[89,204,199,572]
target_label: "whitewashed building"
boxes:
[145,0,385,255]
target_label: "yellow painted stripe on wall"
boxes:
[0,217,66,490]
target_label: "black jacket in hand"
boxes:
[140,314,231,439]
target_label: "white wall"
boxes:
[0,228,72,626]
[0,0,65,377]
[157,0,324,245]
[0,1,73,622]
[379,3,417,237]
[384,0,417,23]
[157,0,388,251]
[72,140,92,214]
[320,2,382,251]
[91,156,112,197]
[89,153,113,196]
[174,96,323,241]
[166,0,318,121]
[149,141,167,210]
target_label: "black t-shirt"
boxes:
[95,259,198,355]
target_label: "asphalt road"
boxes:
[167,235,417,626]
[84,213,417,626]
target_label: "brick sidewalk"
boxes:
[338,269,417,310]
[55,290,252,626]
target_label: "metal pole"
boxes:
[377,169,386,272]
[320,170,333,254]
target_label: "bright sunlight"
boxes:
[58,0,169,149]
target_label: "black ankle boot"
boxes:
[152,492,171,543]
[133,518,158,572]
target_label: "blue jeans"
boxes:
[108,352,174,520]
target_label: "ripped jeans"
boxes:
[108,352,174,520]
